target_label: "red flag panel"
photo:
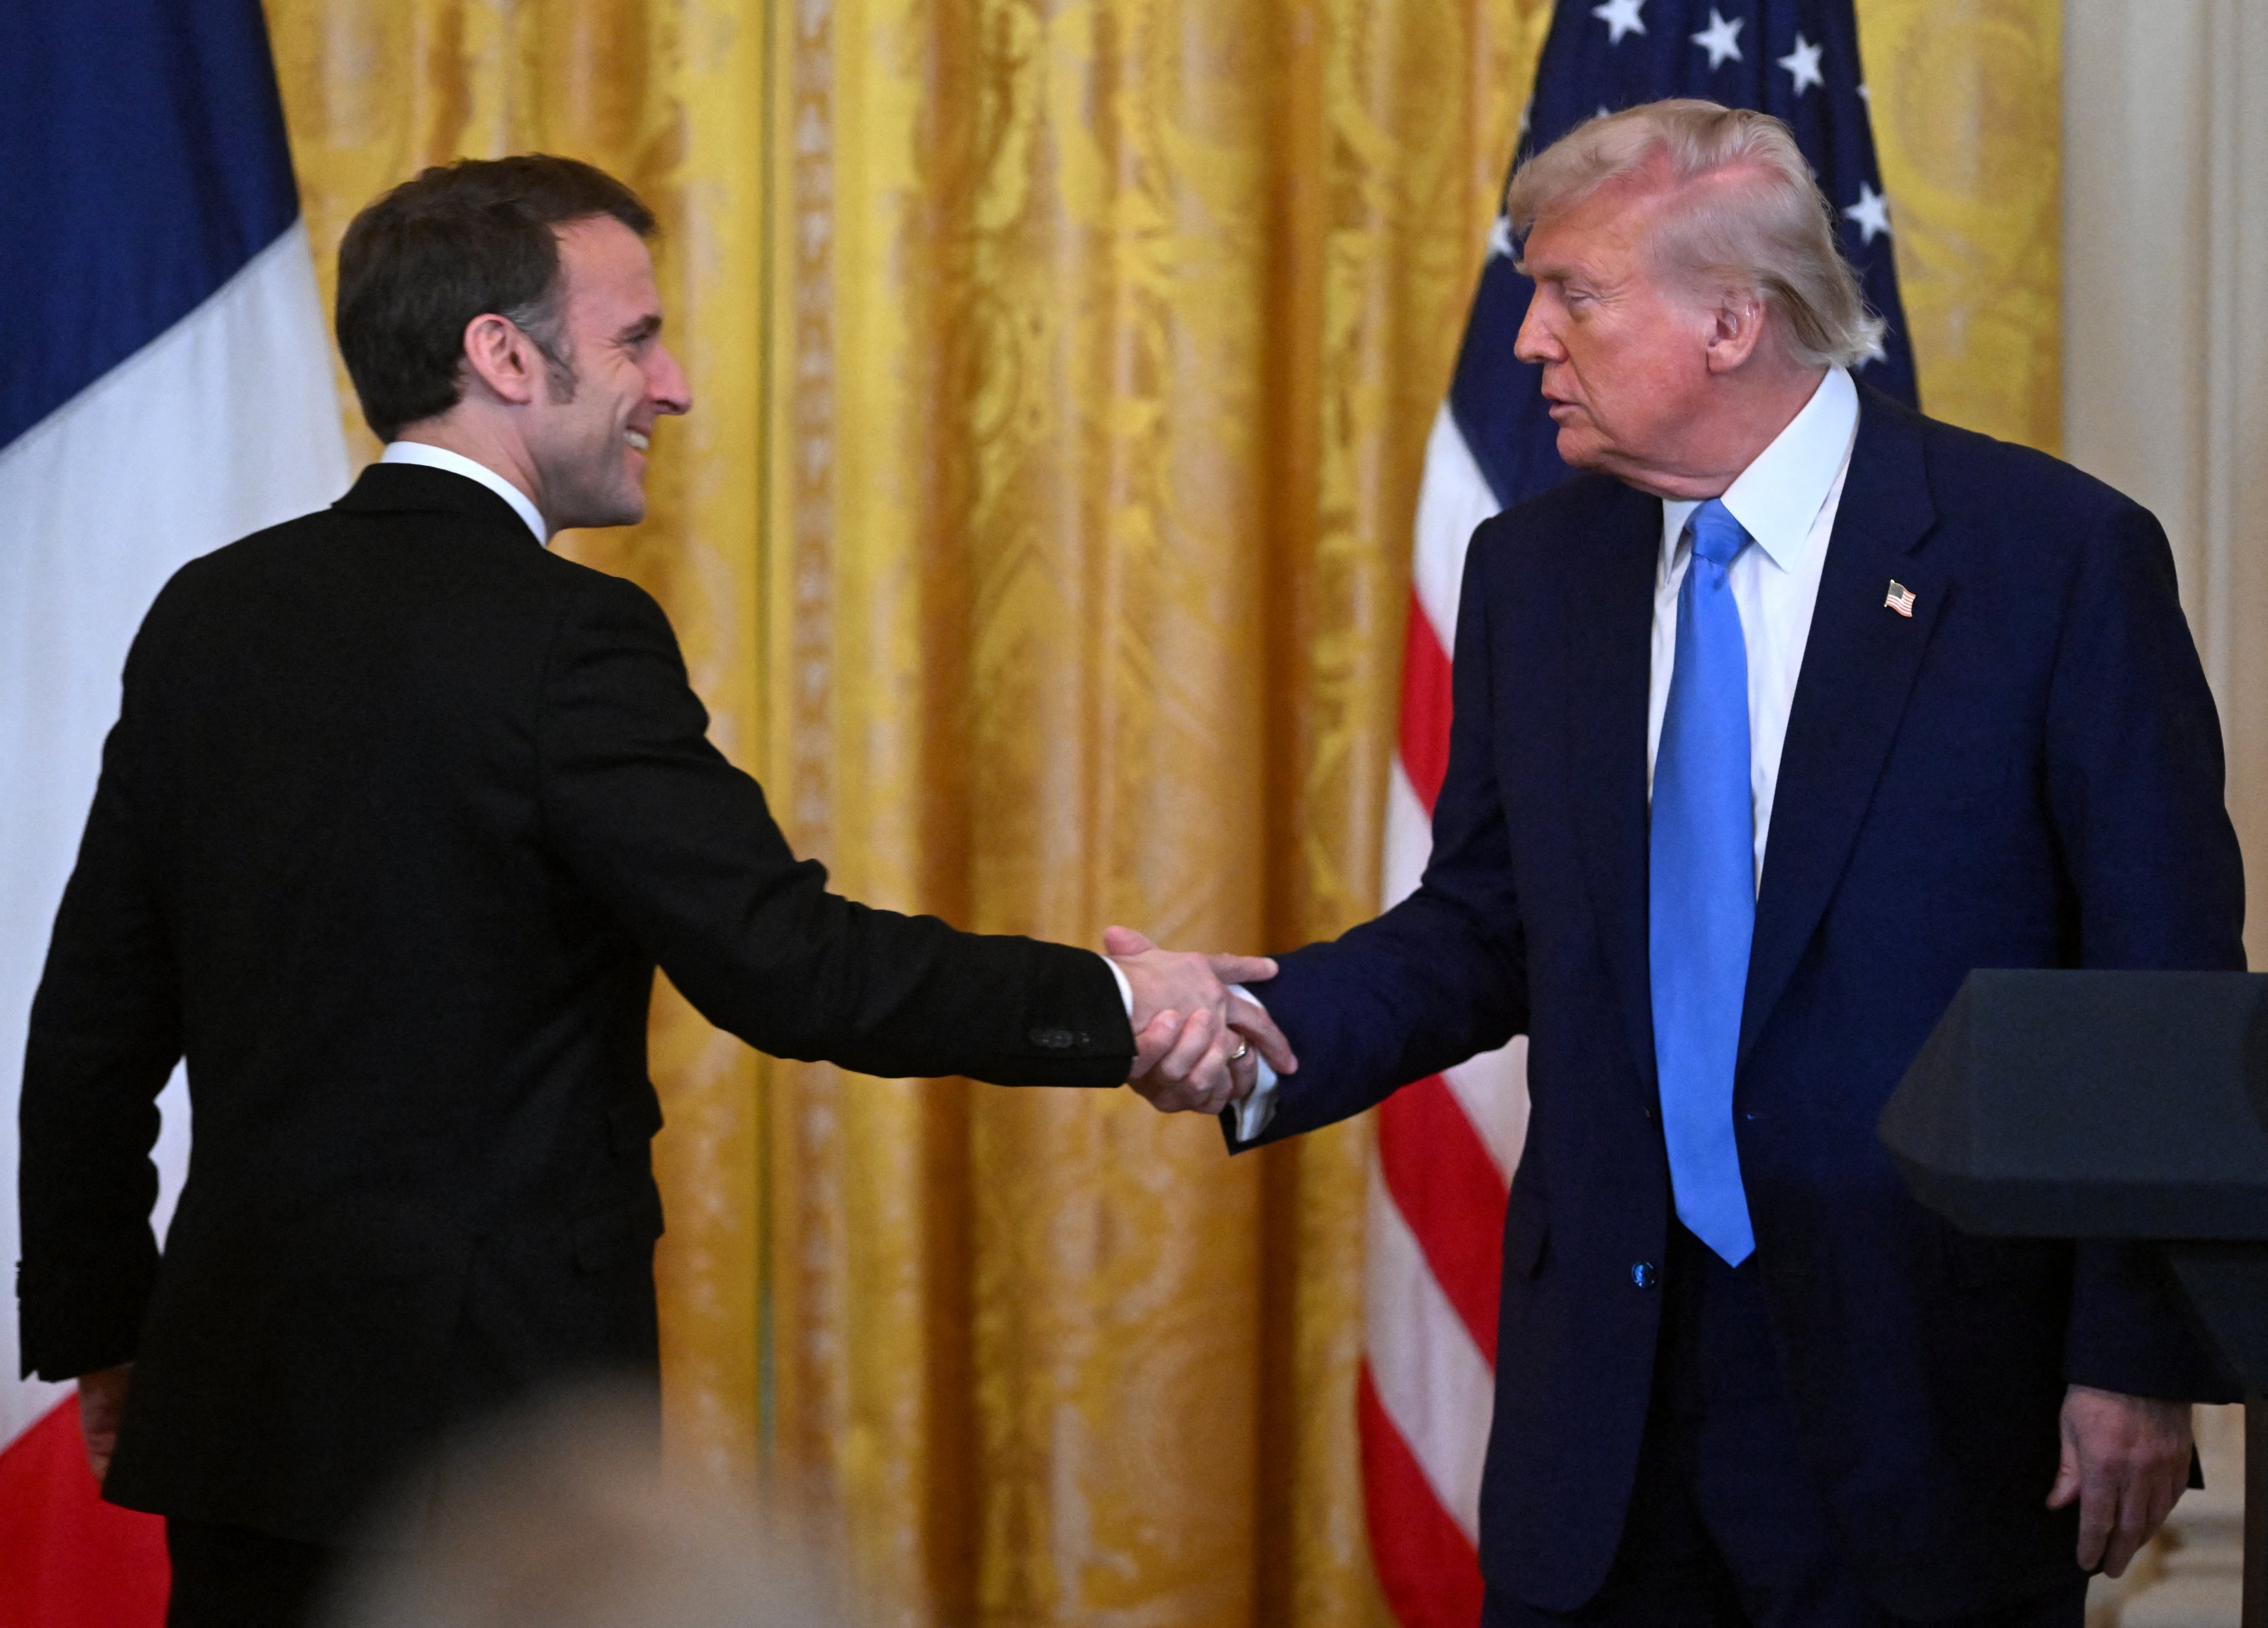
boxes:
[0,1401,168,1628]
[1358,1363,1488,1627]
[1376,1076,1511,1365]
[1397,596,1456,814]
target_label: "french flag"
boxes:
[0,2,346,1620]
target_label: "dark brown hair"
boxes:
[336,155,656,442]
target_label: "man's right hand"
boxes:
[1106,925,1297,1114]
[77,1363,133,1486]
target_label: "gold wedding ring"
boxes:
[1228,1040,1250,1063]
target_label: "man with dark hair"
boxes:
[332,154,656,445]
[15,155,1285,1628]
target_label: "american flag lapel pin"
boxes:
[1885,579,1917,617]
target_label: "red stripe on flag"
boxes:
[1397,594,1455,814]
[1359,1361,1487,1627]
[0,1399,170,1628]
[1377,1075,1510,1365]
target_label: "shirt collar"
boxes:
[1660,366,1858,574]
[379,441,550,546]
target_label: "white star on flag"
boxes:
[1591,0,1647,45]
[1488,214,1515,260]
[1845,181,1891,243]
[1691,8,1744,68]
[1778,32,1825,94]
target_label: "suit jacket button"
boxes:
[1029,1027,1076,1050]
[1631,1262,1659,1290]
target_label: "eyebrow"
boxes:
[617,313,663,345]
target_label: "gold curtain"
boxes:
[263,1,2058,1622]
[1856,0,2064,450]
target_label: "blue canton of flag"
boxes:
[1451,0,1918,508]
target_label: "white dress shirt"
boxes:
[1652,365,1858,886]
[380,440,550,546]
[1231,366,1860,1140]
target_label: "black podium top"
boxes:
[1878,969,2268,1240]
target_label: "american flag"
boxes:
[1364,4,1917,1622]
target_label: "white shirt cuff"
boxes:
[1227,984,1280,1142]
[1102,954,1134,1017]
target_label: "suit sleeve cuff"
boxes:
[2064,1242,2244,1403]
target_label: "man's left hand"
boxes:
[77,1363,133,1486]
[2046,1383,2191,1577]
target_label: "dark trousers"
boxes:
[1482,1226,2088,1628]
[167,1517,345,1628]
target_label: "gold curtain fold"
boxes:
[1856,0,2062,450]
[761,5,1549,1619]
[265,1,2058,1622]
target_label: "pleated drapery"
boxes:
[262,1,2060,1620]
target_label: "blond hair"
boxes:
[1506,99,1885,369]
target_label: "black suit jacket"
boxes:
[16,464,1133,1544]
[1228,389,2244,1616]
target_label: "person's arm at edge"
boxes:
[17,648,181,1425]
[2041,491,2244,1575]
[536,572,1281,1095]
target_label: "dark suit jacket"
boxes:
[16,464,1133,1545]
[1228,388,2245,1616]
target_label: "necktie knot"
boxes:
[1687,498,1749,570]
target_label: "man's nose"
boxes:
[650,344,693,416]
[1513,296,1559,366]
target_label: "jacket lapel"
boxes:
[1562,479,1666,1094]
[1738,389,1943,1068]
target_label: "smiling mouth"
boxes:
[625,429,650,452]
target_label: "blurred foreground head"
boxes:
[326,1387,847,1628]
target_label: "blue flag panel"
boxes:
[1449,0,1918,508]
[0,0,301,449]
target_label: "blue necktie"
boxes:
[1650,498,1757,1267]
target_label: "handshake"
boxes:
[1100,925,1298,1116]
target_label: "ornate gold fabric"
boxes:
[1856,0,2062,451]
[265,1,2055,1620]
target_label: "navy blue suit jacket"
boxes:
[1229,387,2244,1616]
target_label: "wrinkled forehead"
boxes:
[1517,173,1678,282]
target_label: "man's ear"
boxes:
[460,314,542,407]
[1702,289,1769,375]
